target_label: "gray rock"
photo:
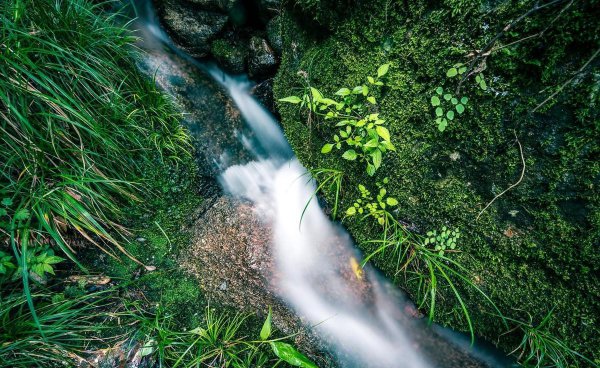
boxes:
[248,36,277,78]
[266,15,283,56]
[211,38,248,74]
[185,0,238,12]
[160,0,228,57]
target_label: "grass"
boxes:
[0,288,122,367]
[0,0,190,328]
[501,310,597,368]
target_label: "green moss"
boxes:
[275,0,599,362]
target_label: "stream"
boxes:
[130,1,515,367]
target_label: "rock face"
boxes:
[159,0,228,57]
[155,0,281,78]
[248,36,277,77]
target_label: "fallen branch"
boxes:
[476,132,526,221]
[532,47,600,113]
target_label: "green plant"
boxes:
[131,303,317,368]
[0,0,190,326]
[301,168,344,224]
[280,64,395,175]
[345,177,398,226]
[503,309,597,368]
[423,226,460,256]
[0,289,120,367]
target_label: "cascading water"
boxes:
[130,1,514,367]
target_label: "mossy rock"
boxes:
[274,0,600,363]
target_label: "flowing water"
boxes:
[130,2,514,367]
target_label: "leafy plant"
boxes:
[301,168,344,225]
[430,86,469,131]
[24,247,64,280]
[345,177,398,226]
[280,64,395,176]
[0,250,16,276]
[423,226,460,256]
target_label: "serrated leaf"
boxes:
[431,96,440,106]
[1,198,12,207]
[375,126,391,142]
[367,164,376,176]
[14,209,29,221]
[342,150,357,160]
[321,144,333,154]
[270,342,317,368]
[377,63,390,77]
[260,307,272,340]
[372,150,382,169]
[279,96,302,104]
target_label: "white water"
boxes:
[131,1,513,366]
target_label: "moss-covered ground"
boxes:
[274,0,599,363]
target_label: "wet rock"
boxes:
[159,0,228,57]
[260,0,282,13]
[185,0,238,12]
[266,15,283,55]
[250,78,276,113]
[248,36,277,78]
[211,37,248,74]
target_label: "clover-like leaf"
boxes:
[461,96,469,104]
[446,68,458,77]
[456,104,465,114]
[443,93,452,101]
[446,110,455,120]
[431,96,440,106]
[435,107,443,117]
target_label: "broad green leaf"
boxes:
[458,66,467,74]
[279,96,301,104]
[372,150,382,169]
[446,68,458,77]
[321,144,334,154]
[376,126,391,142]
[346,206,357,216]
[367,76,375,84]
[352,86,363,94]
[260,307,272,340]
[377,63,390,77]
[386,197,398,206]
[367,96,376,104]
[342,150,357,160]
[362,85,369,96]
[451,97,458,105]
[446,110,455,120]
[430,96,440,106]
[435,87,443,95]
[364,138,379,148]
[480,80,487,90]
[335,88,351,96]
[443,94,452,101]
[310,87,323,101]
[460,96,469,104]
[270,342,318,368]
[435,107,443,117]
[366,164,376,176]
[456,104,465,114]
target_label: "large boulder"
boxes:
[248,36,277,78]
[159,0,228,57]
[211,37,248,74]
